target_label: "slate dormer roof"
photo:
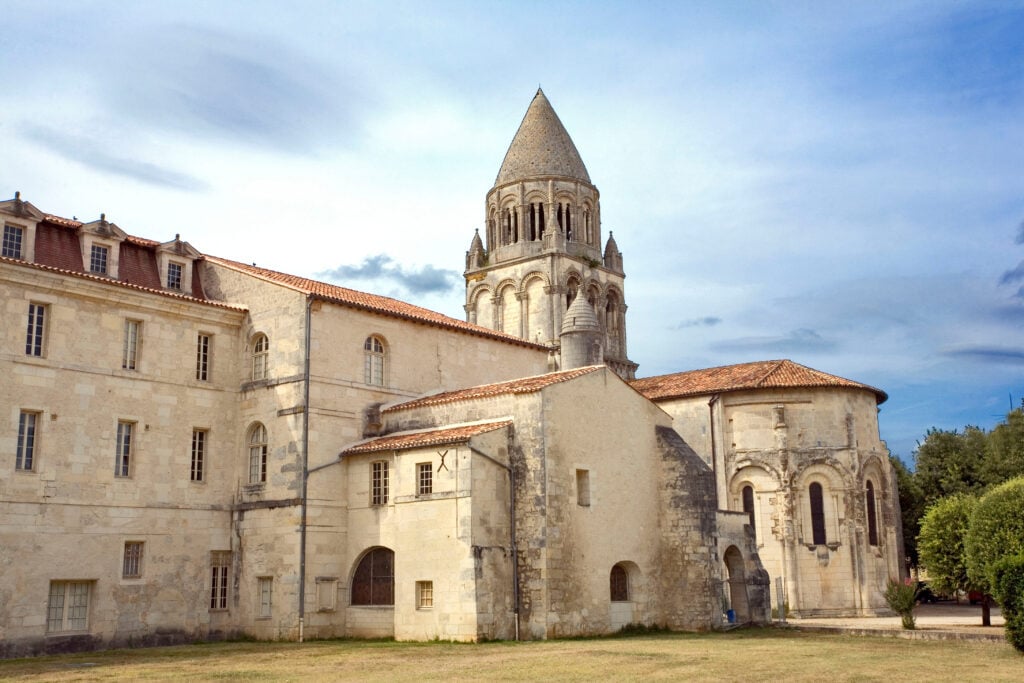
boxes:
[494,88,591,186]
[631,359,887,404]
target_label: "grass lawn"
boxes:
[0,629,1019,682]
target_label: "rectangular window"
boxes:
[122,320,140,370]
[417,462,432,496]
[2,224,24,258]
[115,421,134,478]
[89,244,109,274]
[167,262,183,290]
[47,581,91,632]
[576,469,591,507]
[191,429,207,482]
[416,580,433,609]
[258,577,273,618]
[371,460,389,505]
[196,334,210,381]
[25,302,46,357]
[210,551,230,610]
[16,411,39,471]
[123,541,144,578]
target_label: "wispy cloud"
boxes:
[21,124,206,191]
[716,328,837,354]
[942,346,1024,364]
[318,255,459,295]
[673,316,722,329]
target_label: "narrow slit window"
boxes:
[809,482,826,545]
[196,334,210,381]
[191,429,207,482]
[742,485,756,542]
[25,302,46,357]
[115,421,134,478]
[122,320,141,370]
[17,411,39,471]
[866,481,879,546]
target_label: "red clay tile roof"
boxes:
[342,420,512,455]
[630,360,887,404]
[385,365,603,413]
[205,256,547,350]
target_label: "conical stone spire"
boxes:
[495,89,591,186]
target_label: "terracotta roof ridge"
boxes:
[0,254,245,311]
[341,419,513,456]
[385,365,604,413]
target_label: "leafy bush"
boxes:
[965,477,1024,594]
[992,553,1024,653]
[917,493,977,596]
[883,578,918,629]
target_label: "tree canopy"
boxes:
[917,493,977,595]
[965,476,1024,593]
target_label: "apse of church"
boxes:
[465,89,637,380]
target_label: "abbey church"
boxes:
[0,90,903,656]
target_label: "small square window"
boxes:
[90,244,109,274]
[3,224,24,258]
[576,469,591,507]
[123,541,144,578]
[416,580,433,609]
[167,262,183,290]
[417,462,432,496]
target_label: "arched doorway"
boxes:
[723,546,750,623]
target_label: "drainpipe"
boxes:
[470,437,519,642]
[707,394,720,480]
[298,296,313,642]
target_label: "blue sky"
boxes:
[3,1,1023,463]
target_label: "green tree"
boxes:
[913,426,987,505]
[966,477,1024,593]
[982,408,1024,486]
[891,455,924,568]
[917,493,977,596]
[992,553,1024,652]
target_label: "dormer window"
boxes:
[2,224,24,258]
[90,244,110,274]
[167,262,183,290]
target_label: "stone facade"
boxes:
[1,91,898,657]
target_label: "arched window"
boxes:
[742,485,756,542]
[809,482,826,545]
[609,564,629,602]
[866,481,879,546]
[364,336,386,386]
[248,423,267,484]
[251,334,269,381]
[565,277,579,310]
[351,547,394,606]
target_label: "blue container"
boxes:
[726,609,736,624]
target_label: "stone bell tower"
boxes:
[464,89,637,380]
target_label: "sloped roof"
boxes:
[630,359,887,403]
[384,365,603,413]
[341,420,512,455]
[205,256,546,350]
[495,89,591,186]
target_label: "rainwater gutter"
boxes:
[298,296,313,642]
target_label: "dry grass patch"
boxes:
[0,629,1020,682]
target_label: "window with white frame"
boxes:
[248,424,267,484]
[3,224,24,258]
[25,302,46,357]
[167,262,183,290]
[257,577,273,618]
[364,336,386,386]
[416,580,433,609]
[123,541,144,578]
[191,429,207,482]
[16,410,39,471]
[115,421,134,478]
[371,460,389,505]
[210,551,230,610]
[196,334,210,381]
[47,581,91,632]
[417,462,432,496]
[89,244,109,274]
[251,334,269,381]
[122,320,141,370]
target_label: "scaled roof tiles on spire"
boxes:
[205,256,545,349]
[495,89,591,186]
[341,420,512,455]
[630,359,887,403]
[384,365,603,413]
